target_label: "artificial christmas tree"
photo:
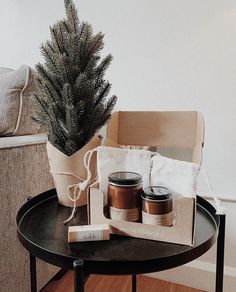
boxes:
[32,0,117,208]
[33,0,117,156]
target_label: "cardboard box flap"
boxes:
[107,111,204,164]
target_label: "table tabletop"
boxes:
[17,189,219,275]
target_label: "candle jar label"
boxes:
[142,211,173,226]
[110,206,140,222]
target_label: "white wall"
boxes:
[1,0,236,290]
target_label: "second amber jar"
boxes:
[141,186,173,226]
[107,171,142,222]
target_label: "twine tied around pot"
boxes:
[51,148,98,224]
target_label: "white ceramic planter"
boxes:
[47,135,101,207]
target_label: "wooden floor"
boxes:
[41,272,203,292]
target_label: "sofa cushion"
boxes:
[0,67,13,74]
[0,65,41,136]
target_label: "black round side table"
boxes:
[16,189,225,292]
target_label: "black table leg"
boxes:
[215,214,226,292]
[74,259,85,292]
[30,254,37,292]
[132,274,136,292]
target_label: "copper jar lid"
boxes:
[108,171,142,187]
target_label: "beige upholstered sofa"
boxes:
[0,134,58,292]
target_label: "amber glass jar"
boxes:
[141,186,173,226]
[108,171,142,222]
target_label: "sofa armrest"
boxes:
[0,134,57,292]
[0,134,47,149]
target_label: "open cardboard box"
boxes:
[88,111,204,246]
[88,185,196,246]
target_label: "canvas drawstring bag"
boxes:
[151,154,200,198]
[63,145,225,223]
[151,153,225,214]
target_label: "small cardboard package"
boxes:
[88,111,204,246]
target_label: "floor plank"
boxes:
[41,272,204,292]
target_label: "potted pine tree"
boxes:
[32,0,117,207]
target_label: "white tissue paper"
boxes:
[151,154,200,198]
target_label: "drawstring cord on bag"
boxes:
[200,167,226,215]
[198,144,225,214]
[50,147,98,224]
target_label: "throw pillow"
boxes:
[0,65,40,136]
